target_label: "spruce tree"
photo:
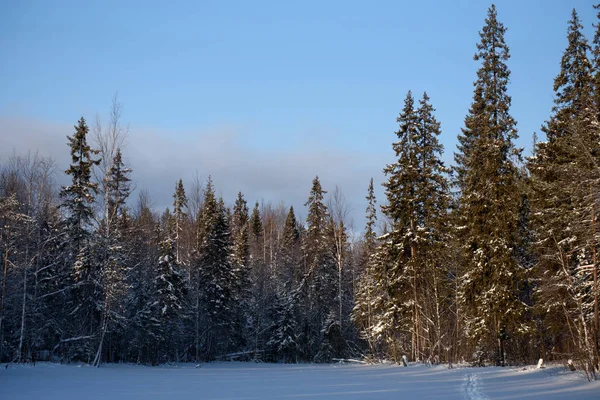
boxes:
[263,206,303,362]
[196,178,236,359]
[529,9,599,371]
[121,192,160,364]
[266,292,299,363]
[172,179,188,264]
[232,193,249,236]
[231,191,250,350]
[247,200,270,359]
[454,5,526,366]
[370,90,451,362]
[232,192,250,273]
[60,117,100,276]
[59,117,101,361]
[281,206,301,291]
[364,178,377,256]
[378,91,421,361]
[92,147,133,366]
[154,234,186,362]
[414,92,452,362]
[542,9,593,142]
[352,179,379,356]
[106,148,131,231]
[250,201,263,257]
[302,176,336,360]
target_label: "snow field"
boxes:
[1,362,599,399]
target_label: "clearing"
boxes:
[1,362,599,399]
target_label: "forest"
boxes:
[1,3,600,379]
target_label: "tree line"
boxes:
[1,4,600,377]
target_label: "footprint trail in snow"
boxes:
[463,373,488,400]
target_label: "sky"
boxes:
[0,0,598,231]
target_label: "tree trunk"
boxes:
[17,260,27,362]
[18,216,32,363]
[591,199,599,370]
[93,294,110,367]
[0,225,11,361]
[410,218,419,362]
[195,294,200,361]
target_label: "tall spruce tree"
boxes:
[232,192,250,276]
[352,178,380,355]
[265,206,302,362]
[60,117,100,273]
[122,191,160,364]
[172,179,188,264]
[414,92,452,362]
[231,191,250,350]
[59,117,102,361]
[303,176,336,360]
[247,200,271,359]
[379,91,421,361]
[106,148,131,230]
[454,5,526,366]
[364,178,377,256]
[528,9,599,372]
[542,9,593,142]
[370,91,451,362]
[280,206,301,291]
[92,147,133,366]
[196,178,236,360]
[154,234,186,362]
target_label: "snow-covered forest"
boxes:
[1,3,600,380]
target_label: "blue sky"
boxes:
[0,0,598,229]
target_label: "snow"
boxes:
[1,362,599,399]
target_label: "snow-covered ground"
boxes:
[1,362,599,399]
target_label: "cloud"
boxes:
[0,115,389,233]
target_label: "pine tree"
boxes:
[454,5,527,367]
